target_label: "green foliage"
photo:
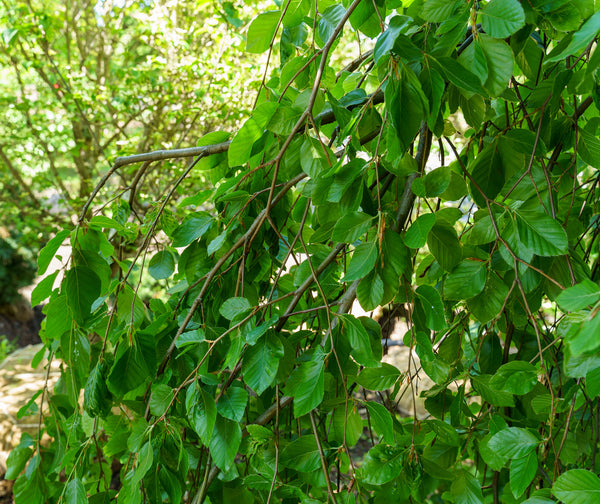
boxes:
[7,1,600,504]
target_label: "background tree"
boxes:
[5,1,600,504]
[0,0,259,246]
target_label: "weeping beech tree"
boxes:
[7,0,600,503]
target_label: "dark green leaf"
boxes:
[216,387,248,422]
[404,213,436,249]
[557,279,600,311]
[469,141,505,207]
[65,478,88,504]
[209,418,242,471]
[467,273,509,323]
[480,0,525,38]
[149,384,174,417]
[515,210,568,256]
[357,269,384,312]
[415,285,446,330]
[488,427,539,459]
[64,266,101,325]
[285,351,325,417]
[552,469,600,504]
[332,211,374,243]
[511,451,538,498]
[84,361,112,418]
[361,444,404,485]
[31,271,58,306]
[427,220,462,272]
[186,382,216,445]
[38,229,70,275]
[344,241,378,282]
[148,250,175,280]
[365,402,394,444]
[220,297,252,320]
[356,363,402,391]
[445,260,487,300]
[546,10,600,63]
[450,470,484,504]
[171,212,213,247]
[490,361,538,395]
[280,435,322,472]
[421,0,462,22]
[339,314,379,367]
[243,332,284,394]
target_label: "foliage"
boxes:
[0,0,260,247]
[7,0,600,503]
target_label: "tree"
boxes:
[6,0,600,503]
[0,0,259,246]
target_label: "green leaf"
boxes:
[332,211,374,243]
[186,382,216,445]
[149,384,174,417]
[468,215,497,245]
[450,470,484,504]
[339,314,379,367]
[414,285,446,331]
[246,11,280,53]
[490,361,538,395]
[171,212,213,247]
[217,387,248,422]
[65,478,88,504]
[404,213,436,249]
[356,363,402,391]
[467,273,509,324]
[432,56,486,96]
[285,352,325,417]
[469,141,505,207]
[108,343,150,397]
[479,35,515,96]
[385,65,427,156]
[374,16,411,63]
[421,0,462,22]
[578,127,600,168]
[343,241,378,282]
[64,266,101,325]
[5,446,33,480]
[84,361,112,418]
[480,0,525,38]
[280,435,322,472]
[424,166,451,197]
[148,250,175,280]
[557,279,600,311]
[471,374,515,407]
[362,444,404,485]
[510,451,538,498]
[365,402,394,444]
[427,220,461,272]
[445,260,487,300]
[220,297,252,320]
[243,332,284,394]
[38,229,70,275]
[318,4,346,45]
[31,271,58,306]
[568,310,600,355]
[546,10,600,62]
[553,469,600,504]
[488,427,539,459]
[209,418,242,471]
[300,136,334,179]
[381,230,410,277]
[357,269,384,312]
[515,210,568,256]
